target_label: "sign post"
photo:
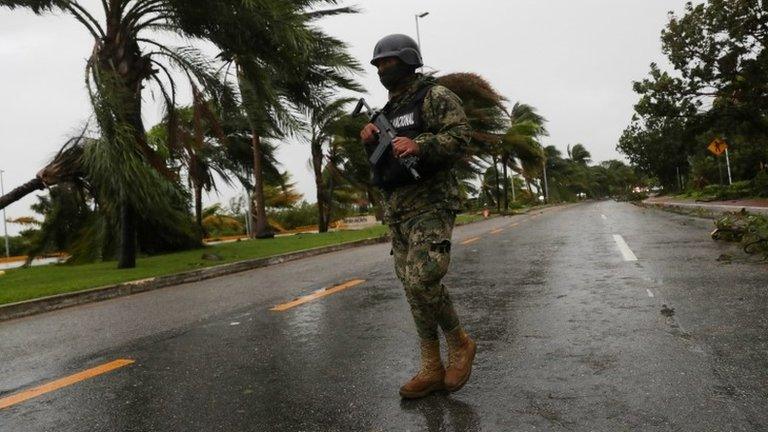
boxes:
[708,138,732,185]
[0,170,9,258]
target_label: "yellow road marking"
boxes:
[0,359,135,410]
[490,228,504,234]
[509,222,520,227]
[461,237,481,245]
[271,279,366,312]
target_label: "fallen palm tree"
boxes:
[0,136,86,211]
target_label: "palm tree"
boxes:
[501,103,548,209]
[203,2,362,238]
[307,97,355,232]
[437,73,508,211]
[2,0,237,268]
[147,105,235,239]
[322,112,381,218]
[0,135,86,211]
[568,144,592,165]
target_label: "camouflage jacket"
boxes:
[380,75,471,225]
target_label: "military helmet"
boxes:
[370,34,423,67]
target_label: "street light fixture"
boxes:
[415,11,430,70]
[0,170,9,258]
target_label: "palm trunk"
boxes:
[117,90,148,269]
[251,133,273,239]
[492,155,501,212]
[501,153,509,211]
[101,11,155,269]
[117,201,137,269]
[117,111,144,269]
[325,174,335,228]
[311,140,328,233]
[324,145,338,228]
[194,183,204,239]
[0,178,45,211]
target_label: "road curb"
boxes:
[0,207,555,322]
[637,200,768,219]
[636,201,720,219]
[0,236,389,322]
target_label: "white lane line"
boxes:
[601,214,607,220]
[613,234,638,262]
[646,289,655,298]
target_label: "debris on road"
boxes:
[711,210,768,259]
[661,304,676,317]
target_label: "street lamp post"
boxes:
[1,170,9,257]
[415,11,429,70]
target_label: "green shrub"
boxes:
[3,235,34,257]
[753,171,768,197]
[268,202,318,230]
[719,180,753,200]
[693,181,756,201]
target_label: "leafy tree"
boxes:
[619,0,768,190]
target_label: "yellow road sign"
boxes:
[708,138,728,156]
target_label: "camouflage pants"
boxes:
[390,209,461,341]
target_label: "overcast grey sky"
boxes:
[0,1,688,235]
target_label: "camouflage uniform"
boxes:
[382,74,472,341]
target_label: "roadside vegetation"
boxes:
[677,176,768,202]
[618,1,768,198]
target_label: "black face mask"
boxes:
[378,62,416,91]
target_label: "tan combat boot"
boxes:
[444,327,477,392]
[399,339,445,399]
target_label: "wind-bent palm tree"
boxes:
[307,97,355,232]
[568,143,592,165]
[324,112,379,218]
[437,73,508,210]
[2,0,236,268]
[200,2,361,238]
[148,105,235,239]
[0,135,86,211]
[501,103,548,209]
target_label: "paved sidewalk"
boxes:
[644,196,768,216]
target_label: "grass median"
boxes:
[0,226,387,306]
[0,213,492,306]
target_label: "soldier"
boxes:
[359,34,477,399]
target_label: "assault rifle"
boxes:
[352,98,421,180]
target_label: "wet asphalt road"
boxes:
[1,201,767,431]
